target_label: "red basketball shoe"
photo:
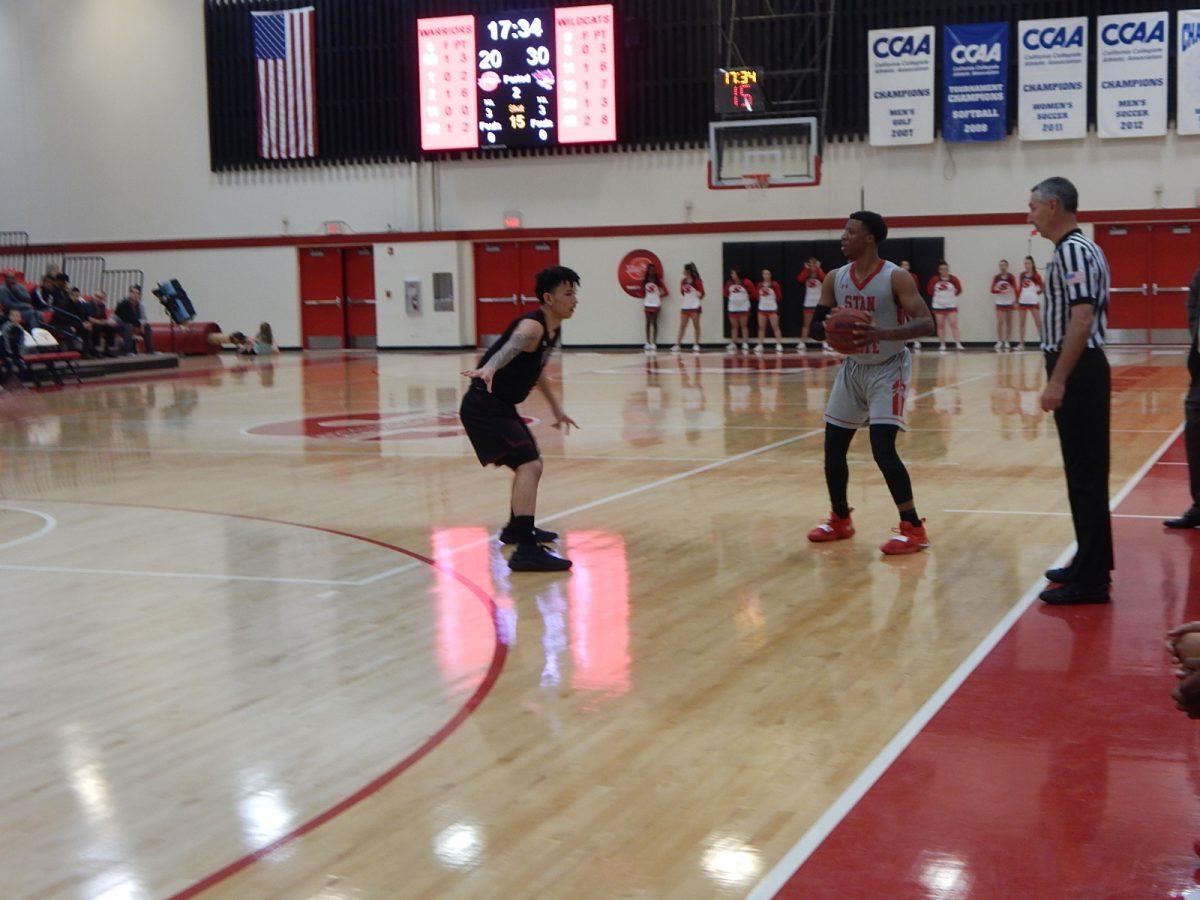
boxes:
[880,520,930,555]
[808,509,855,543]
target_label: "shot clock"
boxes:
[417,4,616,151]
[714,67,764,114]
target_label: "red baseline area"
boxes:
[776,434,1200,898]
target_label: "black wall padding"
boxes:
[205,0,1190,171]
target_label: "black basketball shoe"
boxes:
[508,544,573,572]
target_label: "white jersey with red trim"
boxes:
[643,281,665,309]
[1018,272,1043,305]
[680,279,703,310]
[833,259,906,365]
[757,280,782,313]
[802,268,825,307]
[725,279,753,313]
[991,273,1018,306]
[929,276,961,310]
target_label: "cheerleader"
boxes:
[670,262,704,353]
[1016,255,1044,350]
[926,260,964,351]
[797,257,825,351]
[990,259,1018,351]
[640,262,668,352]
[723,266,756,352]
[754,267,784,354]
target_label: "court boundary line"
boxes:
[747,421,1185,900]
[0,505,58,552]
[0,561,369,586]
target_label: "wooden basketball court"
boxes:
[0,346,1193,898]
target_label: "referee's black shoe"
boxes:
[1044,566,1112,586]
[1039,582,1111,605]
[509,544,573,572]
[499,523,558,544]
[1165,508,1200,529]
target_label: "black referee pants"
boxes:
[1185,345,1200,510]
[1046,348,1113,585]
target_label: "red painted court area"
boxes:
[776,435,1200,899]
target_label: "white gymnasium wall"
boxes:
[0,0,1193,344]
[374,240,467,347]
[102,247,299,344]
[0,1,28,226]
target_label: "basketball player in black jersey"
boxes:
[460,266,580,571]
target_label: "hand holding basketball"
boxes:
[1167,628,1200,673]
[824,308,874,354]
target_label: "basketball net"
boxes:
[743,173,771,192]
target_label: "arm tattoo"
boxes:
[487,328,539,371]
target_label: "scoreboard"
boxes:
[417,4,616,151]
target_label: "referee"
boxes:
[1028,176,1113,605]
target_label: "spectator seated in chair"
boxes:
[0,269,37,329]
[0,307,30,386]
[82,290,127,357]
[35,273,86,353]
[115,284,154,355]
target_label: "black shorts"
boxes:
[459,389,540,470]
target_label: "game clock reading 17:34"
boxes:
[477,10,556,148]
[417,4,616,152]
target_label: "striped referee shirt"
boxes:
[1041,228,1109,352]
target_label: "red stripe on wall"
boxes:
[21,208,1200,256]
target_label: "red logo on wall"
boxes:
[617,249,664,299]
[245,410,538,442]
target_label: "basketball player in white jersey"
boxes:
[805,211,935,554]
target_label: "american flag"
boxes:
[252,7,316,159]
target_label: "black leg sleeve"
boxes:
[824,423,856,517]
[869,423,915,508]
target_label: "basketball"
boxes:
[824,308,872,354]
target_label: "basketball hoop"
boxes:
[743,173,772,191]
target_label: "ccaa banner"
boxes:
[1097,12,1169,138]
[1017,17,1088,141]
[942,22,1008,142]
[1179,10,1200,135]
[868,26,936,146]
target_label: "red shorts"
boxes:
[932,307,957,315]
[681,308,701,317]
[643,307,661,317]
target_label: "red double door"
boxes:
[1095,223,1198,344]
[298,246,378,349]
[473,240,558,347]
